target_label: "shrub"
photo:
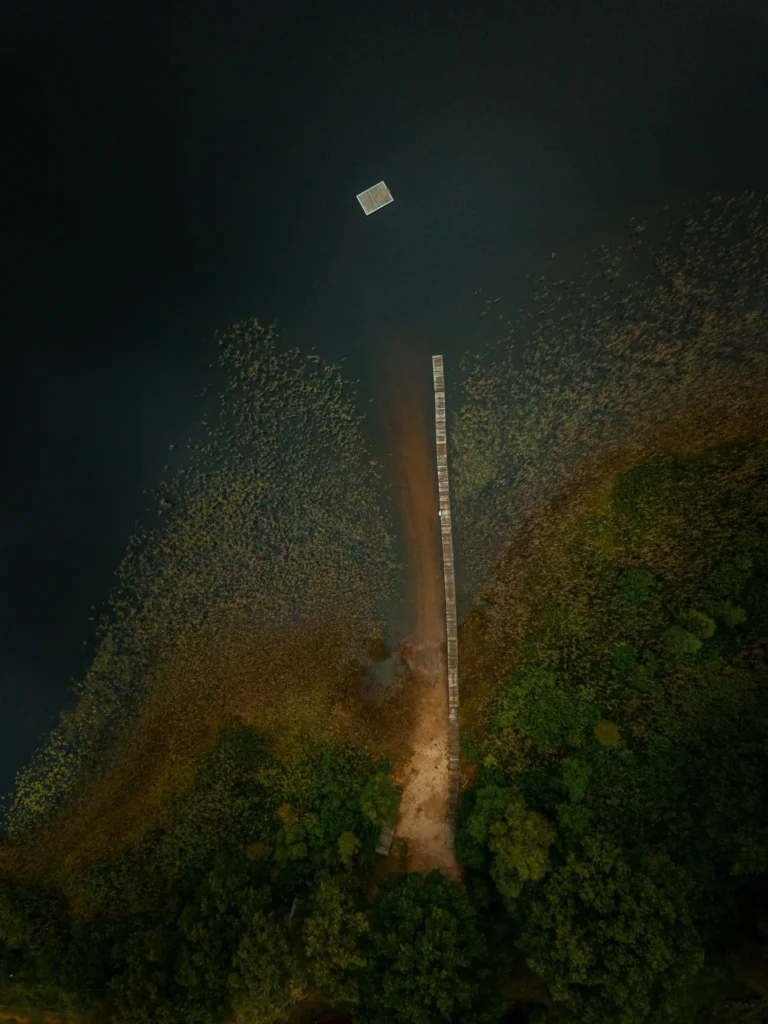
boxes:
[594,720,620,747]
[618,568,658,605]
[359,773,399,828]
[663,626,702,655]
[680,610,716,639]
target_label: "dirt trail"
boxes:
[398,641,460,880]
[377,342,461,882]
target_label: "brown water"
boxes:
[377,341,461,881]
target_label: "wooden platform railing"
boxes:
[432,355,460,849]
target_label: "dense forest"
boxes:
[457,439,768,1023]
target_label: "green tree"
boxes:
[0,882,101,1012]
[613,644,639,672]
[357,870,504,1024]
[109,920,181,1024]
[486,792,556,907]
[173,849,272,1021]
[516,834,704,1024]
[456,784,556,905]
[560,758,592,803]
[274,805,311,866]
[492,665,600,753]
[228,908,302,1024]
[301,873,369,1005]
[359,773,400,828]
[454,784,511,870]
[719,602,748,628]
[338,831,361,866]
[595,719,621,747]
[680,610,716,640]
[556,802,594,839]
[618,567,658,604]
[663,626,702,656]
[309,746,380,859]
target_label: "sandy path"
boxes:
[396,641,461,880]
[376,341,461,883]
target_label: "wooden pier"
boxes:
[432,355,460,848]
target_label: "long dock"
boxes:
[432,355,460,848]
